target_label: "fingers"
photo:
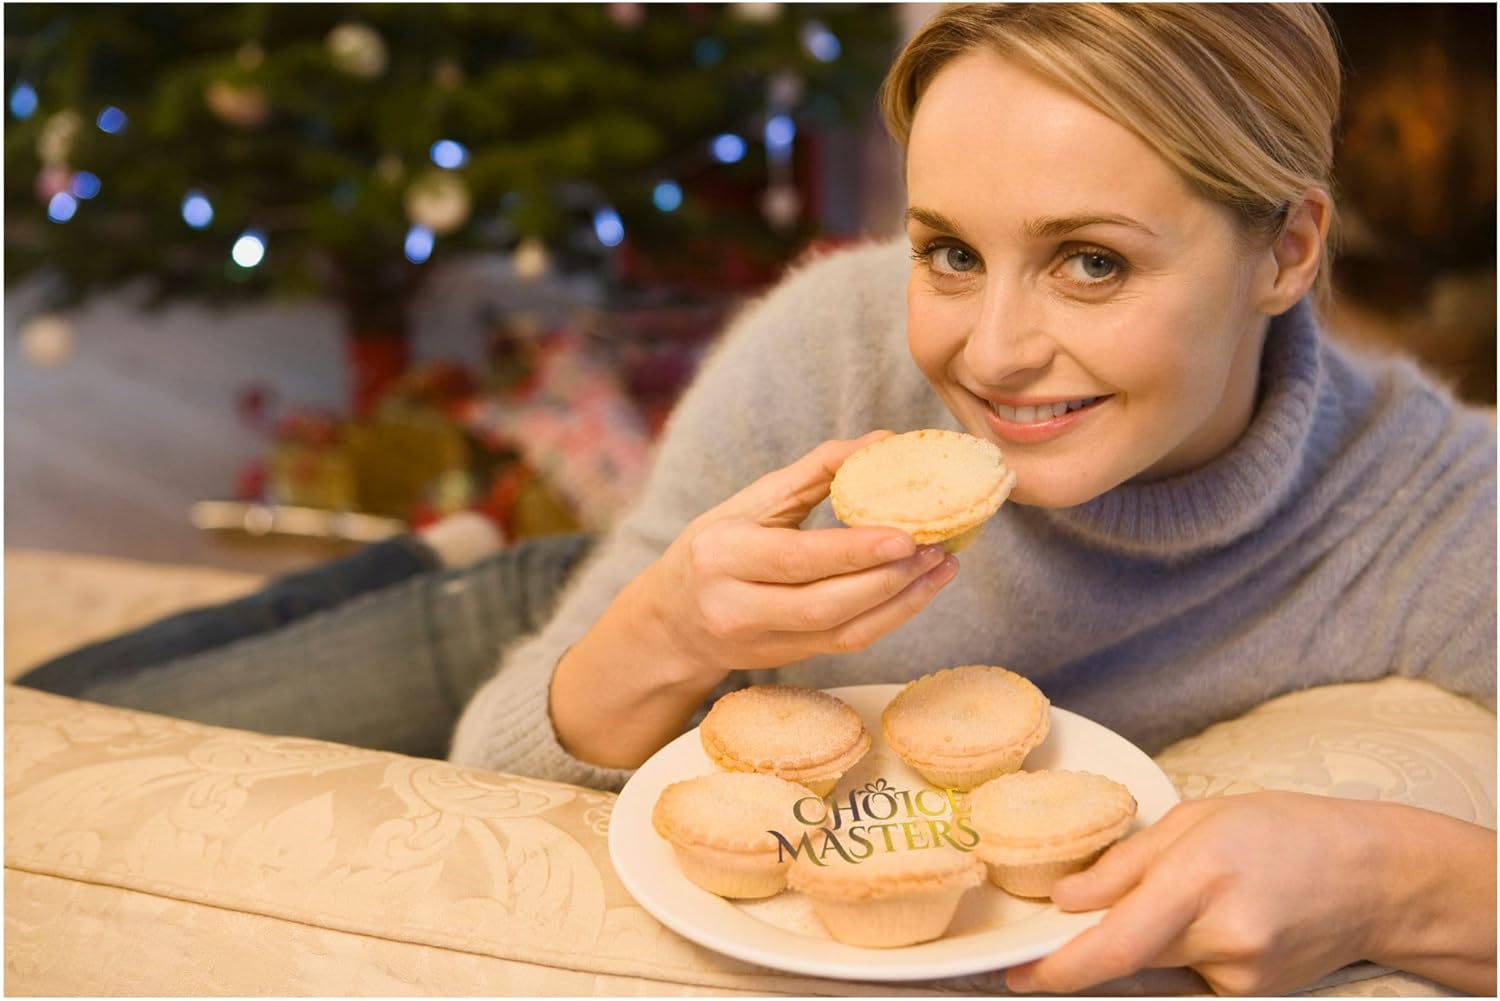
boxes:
[709,522,917,584]
[1050,827,1159,912]
[724,432,893,526]
[730,545,951,632]
[1051,801,1209,912]
[808,552,960,651]
[694,550,957,653]
[1008,808,1210,994]
[1006,875,1200,994]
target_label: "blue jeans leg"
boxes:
[14,533,594,760]
[16,534,441,694]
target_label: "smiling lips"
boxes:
[991,396,1106,424]
[982,393,1112,444]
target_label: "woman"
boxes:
[21,4,1495,994]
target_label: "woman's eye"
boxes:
[1058,249,1123,284]
[930,245,978,274]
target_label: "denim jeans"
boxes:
[15,533,594,760]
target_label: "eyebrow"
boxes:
[1024,213,1158,239]
[905,206,965,235]
[905,206,1158,240]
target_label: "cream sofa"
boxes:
[4,549,1493,996]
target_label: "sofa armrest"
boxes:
[5,685,859,997]
[1156,676,1495,828]
[7,677,1492,997]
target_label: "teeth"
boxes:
[993,396,1100,424]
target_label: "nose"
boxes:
[961,281,1056,385]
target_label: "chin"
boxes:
[1007,468,1121,509]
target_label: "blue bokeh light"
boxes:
[593,207,625,247]
[404,226,435,264]
[801,23,841,62]
[652,180,683,212]
[764,114,796,153]
[692,37,724,67]
[231,231,266,268]
[10,82,38,120]
[96,106,128,134]
[711,133,746,164]
[181,191,214,229]
[429,139,469,170]
[71,171,102,199]
[331,180,358,212]
[46,192,78,223]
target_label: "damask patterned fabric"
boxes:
[4,550,1493,996]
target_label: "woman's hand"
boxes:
[1004,792,1497,996]
[550,431,960,769]
[640,430,959,676]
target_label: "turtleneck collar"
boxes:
[1031,298,1326,561]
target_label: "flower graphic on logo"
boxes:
[861,778,893,796]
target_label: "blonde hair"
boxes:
[880,3,1343,310]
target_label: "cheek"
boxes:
[1103,298,1231,405]
[905,280,967,381]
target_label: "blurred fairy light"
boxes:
[429,139,469,170]
[765,114,796,158]
[70,171,102,199]
[46,192,77,223]
[181,191,214,228]
[10,82,38,119]
[404,225,435,263]
[711,133,746,164]
[593,207,625,247]
[96,105,128,133]
[652,180,683,212]
[693,37,724,67]
[331,180,358,212]
[231,231,266,268]
[801,22,841,62]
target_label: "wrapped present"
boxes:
[265,410,359,512]
[240,326,665,538]
[480,461,580,539]
[347,402,471,519]
[462,327,653,532]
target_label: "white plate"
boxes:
[609,683,1180,982]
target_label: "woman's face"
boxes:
[905,50,1281,508]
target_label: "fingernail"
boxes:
[915,544,945,566]
[877,537,914,561]
[1007,969,1035,993]
[930,553,959,581]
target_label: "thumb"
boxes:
[728,430,893,525]
[1050,826,1161,912]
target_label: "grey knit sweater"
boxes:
[450,239,1497,791]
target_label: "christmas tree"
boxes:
[4,3,897,407]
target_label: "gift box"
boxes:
[347,403,470,520]
[264,411,359,512]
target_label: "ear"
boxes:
[1255,189,1333,315]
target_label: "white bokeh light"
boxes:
[231,231,266,268]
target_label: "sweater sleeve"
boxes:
[446,241,914,788]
